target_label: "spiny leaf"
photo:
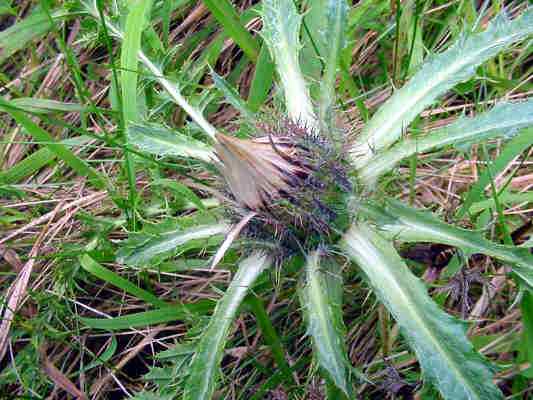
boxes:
[351,7,533,168]
[128,123,215,162]
[318,0,349,129]
[342,224,503,400]
[361,199,533,288]
[261,0,317,128]
[183,252,271,400]
[299,251,353,397]
[152,179,206,211]
[359,100,533,184]
[82,1,218,140]
[117,222,229,266]
[468,191,533,214]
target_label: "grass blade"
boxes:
[9,98,85,114]
[121,0,152,124]
[299,251,353,397]
[0,8,68,64]
[0,136,92,184]
[362,200,533,288]
[248,45,275,112]
[79,255,167,308]
[128,122,215,162]
[202,0,260,61]
[246,295,295,386]
[456,127,533,218]
[342,224,503,400]
[183,252,271,400]
[120,0,153,228]
[0,98,108,190]
[210,68,255,120]
[351,7,533,168]
[81,301,212,330]
[261,0,317,128]
[359,101,533,185]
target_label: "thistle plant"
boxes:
[74,1,533,399]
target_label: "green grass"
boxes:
[1,1,532,399]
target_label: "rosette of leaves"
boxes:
[84,1,533,399]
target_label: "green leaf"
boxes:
[0,8,68,64]
[152,179,206,211]
[248,44,275,112]
[520,292,533,367]
[261,0,317,128]
[351,7,533,167]
[121,0,153,124]
[183,252,271,400]
[318,0,349,129]
[202,0,260,61]
[79,254,167,308]
[0,98,108,190]
[359,101,533,185]
[246,295,295,386]
[0,135,92,184]
[117,222,229,266]
[81,301,212,330]
[456,127,533,218]
[361,200,533,288]
[0,0,15,16]
[299,251,353,397]
[468,191,533,214]
[81,336,117,372]
[128,123,215,162]
[210,69,255,120]
[82,1,217,140]
[342,224,503,400]
[9,98,85,114]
